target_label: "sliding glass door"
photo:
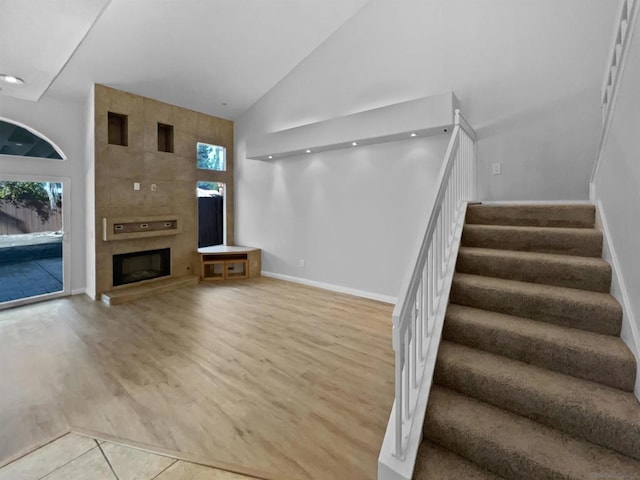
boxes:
[0,179,68,306]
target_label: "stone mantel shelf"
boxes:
[102,215,181,242]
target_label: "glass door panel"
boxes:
[0,181,64,304]
[197,181,225,248]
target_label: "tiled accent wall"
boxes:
[93,85,234,298]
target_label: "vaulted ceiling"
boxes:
[0,0,369,119]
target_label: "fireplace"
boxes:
[113,248,170,286]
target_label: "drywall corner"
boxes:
[84,85,97,300]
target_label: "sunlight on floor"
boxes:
[0,433,256,480]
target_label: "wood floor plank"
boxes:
[0,277,394,480]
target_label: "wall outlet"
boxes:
[151,183,157,191]
[299,259,305,267]
[492,163,502,175]
[133,182,140,190]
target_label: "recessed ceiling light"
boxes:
[306,149,311,153]
[352,142,358,146]
[0,74,25,85]
[410,132,417,137]
[268,155,273,159]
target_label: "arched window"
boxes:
[0,119,64,160]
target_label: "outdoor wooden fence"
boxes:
[0,200,62,235]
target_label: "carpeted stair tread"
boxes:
[465,204,595,228]
[456,246,611,292]
[461,224,603,257]
[443,304,636,391]
[424,386,640,480]
[450,273,622,335]
[414,441,504,480]
[434,341,640,460]
[418,204,639,478]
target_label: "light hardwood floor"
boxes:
[0,277,394,479]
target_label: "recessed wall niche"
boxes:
[107,112,128,146]
[157,123,174,153]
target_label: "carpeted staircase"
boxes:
[414,204,640,479]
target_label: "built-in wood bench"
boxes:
[198,246,261,281]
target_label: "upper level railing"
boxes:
[591,0,638,197]
[378,110,477,480]
[600,0,636,122]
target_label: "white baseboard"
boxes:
[71,288,87,296]
[261,271,396,305]
[596,201,640,400]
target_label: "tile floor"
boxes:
[0,433,256,480]
[0,257,62,302]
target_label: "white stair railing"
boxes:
[599,0,636,123]
[378,109,477,480]
[590,0,638,199]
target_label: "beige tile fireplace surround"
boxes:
[92,85,234,299]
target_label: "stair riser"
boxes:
[456,252,611,292]
[442,315,636,391]
[434,359,640,461]
[424,387,640,480]
[465,205,595,228]
[415,442,503,480]
[425,411,567,480]
[461,227,603,257]
[450,279,622,336]
[422,205,640,478]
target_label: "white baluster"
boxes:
[403,327,410,420]
[412,305,417,389]
[394,346,403,457]
[428,244,435,321]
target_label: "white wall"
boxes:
[236,134,448,300]
[0,95,86,294]
[235,0,616,298]
[593,11,640,397]
[239,0,616,202]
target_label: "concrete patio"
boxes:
[0,233,63,303]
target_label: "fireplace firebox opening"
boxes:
[113,248,170,286]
